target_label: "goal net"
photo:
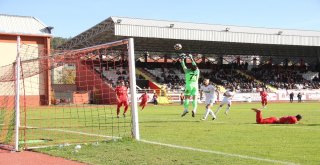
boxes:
[0,38,139,150]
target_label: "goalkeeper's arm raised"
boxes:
[180,56,188,73]
[189,54,197,66]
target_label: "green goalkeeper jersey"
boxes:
[181,59,200,86]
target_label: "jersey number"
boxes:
[190,73,198,81]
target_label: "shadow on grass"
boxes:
[267,123,320,127]
[299,124,320,126]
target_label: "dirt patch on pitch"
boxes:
[0,149,86,165]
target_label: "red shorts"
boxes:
[259,117,278,124]
[261,98,267,103]
[256,111,278,124]
[140,99,148,106]
[118,99,128,107]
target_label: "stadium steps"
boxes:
[136,68,157,82]
[76,61,117,104]
[235,70,277,92]
[136,68,162,88]
[136,68,175,104]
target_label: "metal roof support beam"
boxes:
[60,22,114,50]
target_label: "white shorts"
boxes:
[205,98,215,105]
[220,97,232,106]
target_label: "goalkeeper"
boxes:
[180,54,200,117]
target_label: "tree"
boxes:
[61,68,76,84]
[51,37,69,49]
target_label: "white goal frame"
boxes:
[14,38,140,151]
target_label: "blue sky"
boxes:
[1,0,320,38]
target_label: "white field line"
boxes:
[24,125,121,139]
[24,125,122,149]
[43,128,121,139]
[140,139,299,165]
[27,144,67,149]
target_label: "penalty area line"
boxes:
[140,139,298,165]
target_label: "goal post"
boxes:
[14,36,21,151]
[128,38,140,140]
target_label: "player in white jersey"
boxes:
[214,87,235,119]
[200,79,220,120]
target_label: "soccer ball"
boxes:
[75,144,81,150]
[174,43,182,50]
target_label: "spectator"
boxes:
[153,92,158,105]
[297,92,302,103]
[289,92,294,103]
[180,93,185,105]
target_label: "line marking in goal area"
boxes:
[24,126,121,139]
[140,139,298,165]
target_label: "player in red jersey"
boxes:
[251,108,302,124]
[139,91,149,110]
[115,81,129,118]
[260,88,268,108]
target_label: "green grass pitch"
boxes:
[36,102,320,165]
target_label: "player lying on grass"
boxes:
[180,54,200,118]
[200,79,219,120]
[251,108,302,124]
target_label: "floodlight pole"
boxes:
[14,36,21,151]
[128,38,140,140]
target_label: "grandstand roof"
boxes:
[110,16,320,37]
[0,14,52,37]
[60,16,320,58]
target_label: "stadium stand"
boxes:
[134,58,319,94]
